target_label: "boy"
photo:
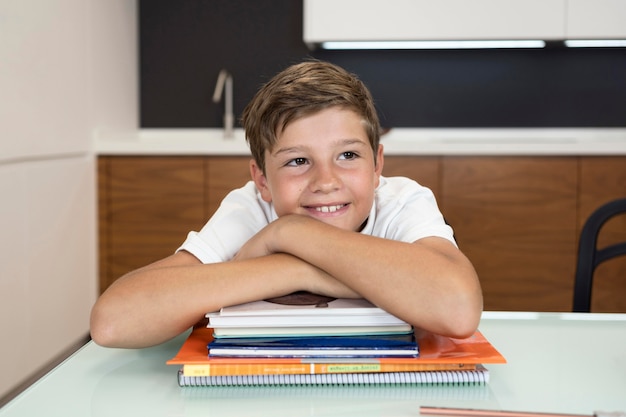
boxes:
[90,61,482,348]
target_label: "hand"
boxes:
[233,216,361,299]
[232,221,276,261]
[232,215,307,261]
[304,267,362,299]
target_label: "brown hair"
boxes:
[241,60,381,173]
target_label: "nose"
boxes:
[309,163,341,193]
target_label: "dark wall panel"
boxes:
[139,0,626,128]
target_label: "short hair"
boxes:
[241,60,381,173]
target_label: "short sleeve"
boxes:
[177,181,277,263]
[364,177,456,246]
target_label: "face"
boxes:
[251,107,384,232]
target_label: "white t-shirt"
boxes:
[177,176,455,264]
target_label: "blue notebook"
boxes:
[207,333,419,358]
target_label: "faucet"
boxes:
[212,69,234,139]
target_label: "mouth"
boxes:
[308,203,348,213]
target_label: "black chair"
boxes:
[573,197,626,312]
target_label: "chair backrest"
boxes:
[573,197,626,312]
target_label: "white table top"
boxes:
[1,312,625,417]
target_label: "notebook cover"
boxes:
[167,326,506,366]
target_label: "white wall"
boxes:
[0,0,137,399]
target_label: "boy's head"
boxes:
[241,60,381,173]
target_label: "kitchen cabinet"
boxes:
[98,155,626,312]
[206,157,251,217]
[98,156,206,292]
[98,156,251,293]
[440,157,579,312]
[381,156,441,197]
[303,0,626,47]
[578,157,626,311]
[304,0,565,46]
[567,0,626,39]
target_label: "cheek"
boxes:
[353,169,379,190]
[354,173,379,206]
[266,182,300,213]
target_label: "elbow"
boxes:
[89,303,118,348]
[421,304,481,340]
[90,297,187,349]
[423,274,483,339]
[89,299,135,348]
[90,326,116,349]
[442,262,483,339]
[406,293,482,340]
[440,285,483,339]
[442,304,482,339]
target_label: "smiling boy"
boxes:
[90,61,482,348]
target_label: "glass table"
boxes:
[1,312,624,417]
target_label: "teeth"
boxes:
[315,204,344,213]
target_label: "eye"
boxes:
[286,157,308,167]
[339,151,359,160]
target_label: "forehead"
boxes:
[276,108,367,143]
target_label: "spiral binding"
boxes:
[177,367,489,387]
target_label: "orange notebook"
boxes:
[167,326,506,378]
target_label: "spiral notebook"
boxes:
[177,365,490,386]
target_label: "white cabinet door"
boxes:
[0,0,91,163]
[567,0,626,39]
[303,0,566,46]
[0,156,96,399]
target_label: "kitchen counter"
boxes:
[94,128,626,156]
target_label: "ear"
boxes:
[249,159,273,203]
[374,144,384,186]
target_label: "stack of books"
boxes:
[205,297,418,359]
[167,296,506,387]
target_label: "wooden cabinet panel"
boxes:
[98,155,626,312]
[98,158,109,295]
[578,157,626,312]
[99,156,206,292]
[206,156,252,217]
[440,157,578,311]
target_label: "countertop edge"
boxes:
[93,128,626,156]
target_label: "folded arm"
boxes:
[91,214,482,348]
[234,214,483,339]
[90,250,340,348]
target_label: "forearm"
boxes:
[90,252,310,348]
[271,216,483,338]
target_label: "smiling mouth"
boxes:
[313,204,347,213]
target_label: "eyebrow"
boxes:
[271,146,307,157]
[272,138,368,157]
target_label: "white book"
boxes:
[206,298,409,329]
[215,298,389,317]
[211,325,413,338]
